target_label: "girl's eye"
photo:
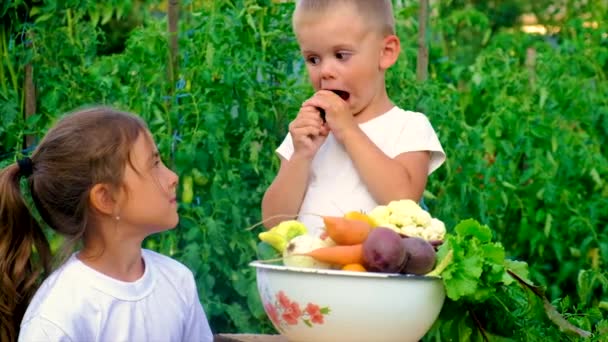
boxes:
[306,56,320,65]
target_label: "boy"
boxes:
[262,0,445,235]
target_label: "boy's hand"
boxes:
[288,105,329,159]
[303,90,357,143]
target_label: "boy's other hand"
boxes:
[288,105,329,159]
[303,90,357,143]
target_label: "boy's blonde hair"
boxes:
[293,0,396,36]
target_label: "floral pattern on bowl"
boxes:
[263,290,330,329]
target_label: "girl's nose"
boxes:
[168,168,179,188]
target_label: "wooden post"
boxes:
[167,0,179,93]
[416,0,429,82]
[166,0,179,166]
[24,33,36,148]
[525,47,537,89]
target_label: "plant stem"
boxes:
[468,306,489,342]
[0,27,7,95]
[1,27,19,95]
[426,249,453,277]
[67,9,75,46]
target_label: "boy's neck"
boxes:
[354,86,394,124]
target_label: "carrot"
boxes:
[342,263,367,272]
[303,244,364,265]
[322,216,372,245]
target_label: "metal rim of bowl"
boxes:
[249,260,442,280]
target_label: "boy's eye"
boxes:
[336,52,350,60]
[306,56,320,65]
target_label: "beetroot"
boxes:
[400,237,437,275]
[317,90,350,122]
[362,227,408,273]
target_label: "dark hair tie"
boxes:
[17,157,34,177]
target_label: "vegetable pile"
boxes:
[258,200,440,275]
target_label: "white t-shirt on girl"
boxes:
[19,249,213,342]
[277,106,446,236]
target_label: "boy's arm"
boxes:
[341,127,430,205]
[262,105,328,228]
[261,155,312,228]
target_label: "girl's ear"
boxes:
[89,183,117,217]
[379,34,401,70]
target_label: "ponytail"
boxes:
[0,163,51,342]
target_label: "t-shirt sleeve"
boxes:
[182,272,214,342]
[19,317,73,342]
[276,133,294,161]
[393,113,446,175]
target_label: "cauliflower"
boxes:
[367,199,446,241]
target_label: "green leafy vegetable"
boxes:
[435,219,509,302]
[427,219,602,341]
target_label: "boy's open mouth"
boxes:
[330,89,350,101]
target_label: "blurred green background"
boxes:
[1,0,607,339]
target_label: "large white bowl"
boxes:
[250,260,445,342]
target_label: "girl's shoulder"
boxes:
[20,254,94,329]
[142,249,195,279]
[31,254,84,299]
[141,249,199,305]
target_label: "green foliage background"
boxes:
[1,0,607,339]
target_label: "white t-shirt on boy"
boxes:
[19,249,213,342]
[277,106,446,236]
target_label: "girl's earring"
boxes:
[115,215,120,221]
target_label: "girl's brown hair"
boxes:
[0,106,147,341]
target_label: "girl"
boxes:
[0,107,213,341]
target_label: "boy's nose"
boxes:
[320,60,337,80]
